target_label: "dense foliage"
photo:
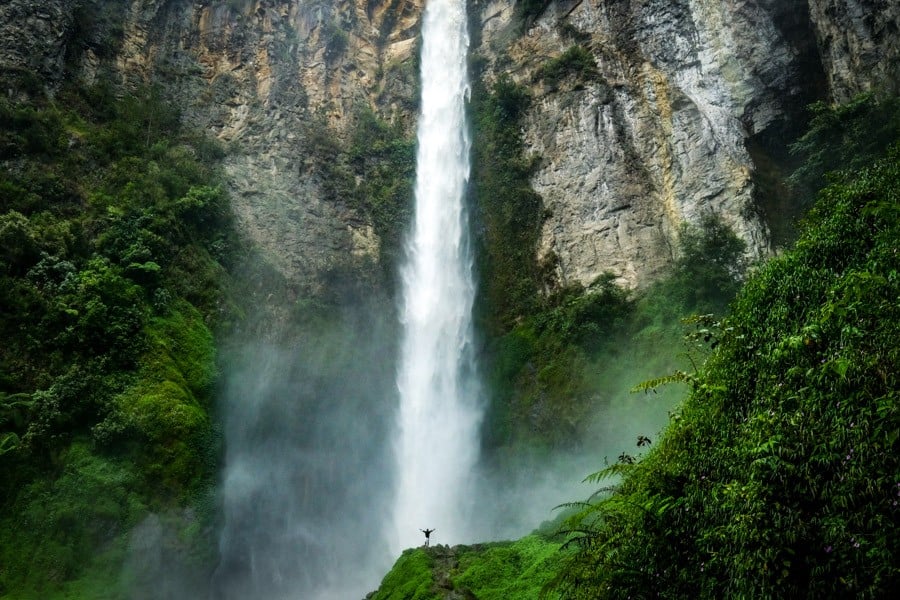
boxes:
[534,46,599,89]
[789,93,900,196]
[0,84,232,597]
[553,142,900,598]
[470,74,544,334]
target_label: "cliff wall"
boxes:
[473,0,898,288]
[1,0,898,291]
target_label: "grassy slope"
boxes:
[370,535,565,600]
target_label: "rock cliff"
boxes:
[1,0,898,292]
[105,0,424,294]
[473,0,898,288]
[3,0,424,295]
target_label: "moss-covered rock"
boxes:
[370,535,565,600]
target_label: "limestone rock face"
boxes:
[478,1,786,288]
[2,0,424,293]
[1,0,898,292]
[103,0,425,293]
[0,0,76,90]
[474,0,898,289]
[808,0,900,102]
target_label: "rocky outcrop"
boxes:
[99,0,425,293]
[1,0,424,293]
[0,0,76,91]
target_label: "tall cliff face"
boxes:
[472,0,898,289]
[106,0,424,294]
[808,0,900,102]
[1,0,897,292]
[2,0,424,295]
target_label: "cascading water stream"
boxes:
[390,0,482,553]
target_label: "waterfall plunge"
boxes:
[390,0,481,553]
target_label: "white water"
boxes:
[390,0,481,553]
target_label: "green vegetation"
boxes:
[552,141,900,598]
[470,74,543,334]
[349,107,416,270]
[371,535,564,600]
[468,79,899,599]
[453,535,565,599]
[0,82,232,597]
[371,549,440,600]
[303,106,415,281]
[535,46,599,88]
[323,19,350,63]
[789,93,900,196]
[480,215,746,450]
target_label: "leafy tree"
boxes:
[789,93,900,195]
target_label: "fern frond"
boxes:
[630,369,693,394]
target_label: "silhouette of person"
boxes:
[420,528,435,547]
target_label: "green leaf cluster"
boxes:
[534,46,599,89]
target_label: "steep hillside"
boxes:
[370,96,900,600]
[552,133,900,600]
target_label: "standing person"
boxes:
[420,528,435,547]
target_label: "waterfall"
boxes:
[390,0,481,553]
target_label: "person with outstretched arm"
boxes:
[420,528,435,547]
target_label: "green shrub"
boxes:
[452,535,565,599]
[370,536,565,600]
[370,549,439,600]
[789,93,900,197]
[535,46,599,88]
[0,442,141,597]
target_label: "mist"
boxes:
[116,275,688,600]
[470,353,685,543]
[209,292,400,600]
